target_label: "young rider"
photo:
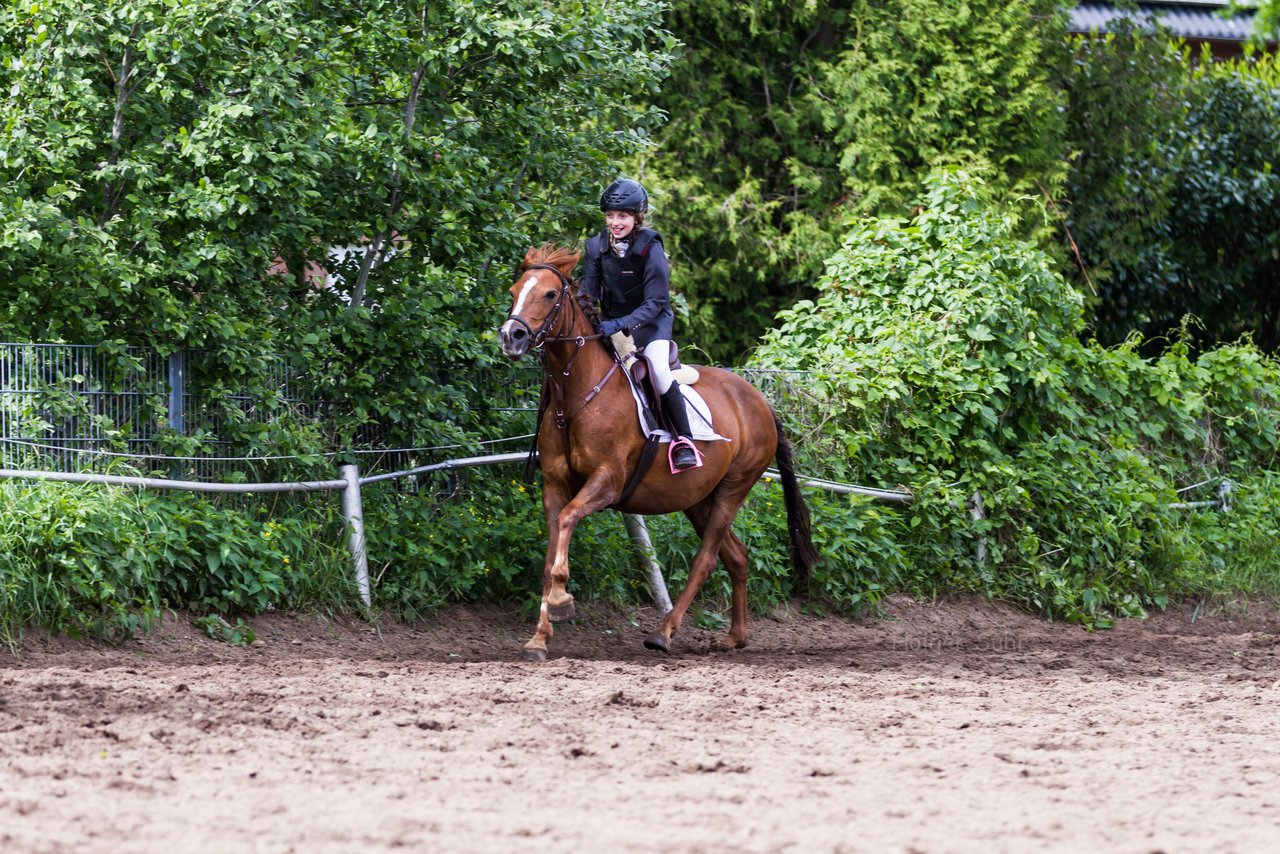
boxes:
[578,178,700,472]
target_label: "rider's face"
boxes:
[605,210,637,240]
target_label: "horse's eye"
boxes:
[544,290,557,300]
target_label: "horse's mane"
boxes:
[521,243,597,322]
[522,245,596,322]
[522,243,580,273]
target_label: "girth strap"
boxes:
[611,434,662,509]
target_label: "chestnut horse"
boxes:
[498,244,817,660]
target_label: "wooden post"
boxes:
[624,513,672,614]
[339,463,371,607]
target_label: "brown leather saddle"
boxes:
[627,342,688,413]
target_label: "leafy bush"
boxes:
[1062,29,1280,350]
[0,481,347,646]
[752,169,1280,625]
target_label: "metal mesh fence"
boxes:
[0,343,168,473]
[0,343,320,480]
[0,343,811,482]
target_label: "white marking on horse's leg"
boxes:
[523,600,553,652]
[542,520,576,608]
[551,538,570,578]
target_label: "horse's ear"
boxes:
[521,245,544,270]
[556,249,581,278]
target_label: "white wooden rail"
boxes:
[0,456,1227,612]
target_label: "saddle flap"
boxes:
[666,342,683,373]
[618,376,729,445]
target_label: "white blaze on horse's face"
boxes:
[499,270,559,359]
[510,273,541,317]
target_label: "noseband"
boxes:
[504,264,576,349]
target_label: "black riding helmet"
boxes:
[600,178,648,214]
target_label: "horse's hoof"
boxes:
[521,648,547,662]
[643,634,670,654]
[548,601,576,622]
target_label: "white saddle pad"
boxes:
[627,380,730,444]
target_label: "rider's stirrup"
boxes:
[660,381,702,473]
[669,436,702,473]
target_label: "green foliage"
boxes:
[638,0,1068,362]
[1062,29,1280,350]
[0,481,348,647]
[0,0,675,453]
[196,614,256,646]
[1180,472,1280,600]
[753,169,1280,625]
[1251,0,1280,45]
[818,0,1070,217]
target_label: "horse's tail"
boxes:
[773,411,818,590]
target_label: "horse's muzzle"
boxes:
[498,319,530,359]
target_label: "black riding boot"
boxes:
[660,382,699,471]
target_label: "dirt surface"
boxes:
[3,596,1279,853]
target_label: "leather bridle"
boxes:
[504,263,578,350]
[505,264,620,463]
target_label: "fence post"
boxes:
[339,463,371,608]
[167,350,186,479]
[623,513,673,614]
[167,350,186,433]
[967,491,988,568]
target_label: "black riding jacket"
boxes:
[579,228,673,338]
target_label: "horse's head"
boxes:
[499,244,582,359]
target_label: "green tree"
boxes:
[1250,0,1279,43]
[0,0,675,451]
[1061,28,1280,350]
[637,0,1069,363]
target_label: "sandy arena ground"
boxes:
[2,595,1279,853]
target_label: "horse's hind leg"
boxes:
[681,503,750,650]
[718,529,750,650]
[645,490,751,653]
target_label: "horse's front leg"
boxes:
[522,481,569,661]
[540,489,578,622]
[522,471,622,662]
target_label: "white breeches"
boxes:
[642,339,674,394]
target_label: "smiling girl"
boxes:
[579,178,700,471]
